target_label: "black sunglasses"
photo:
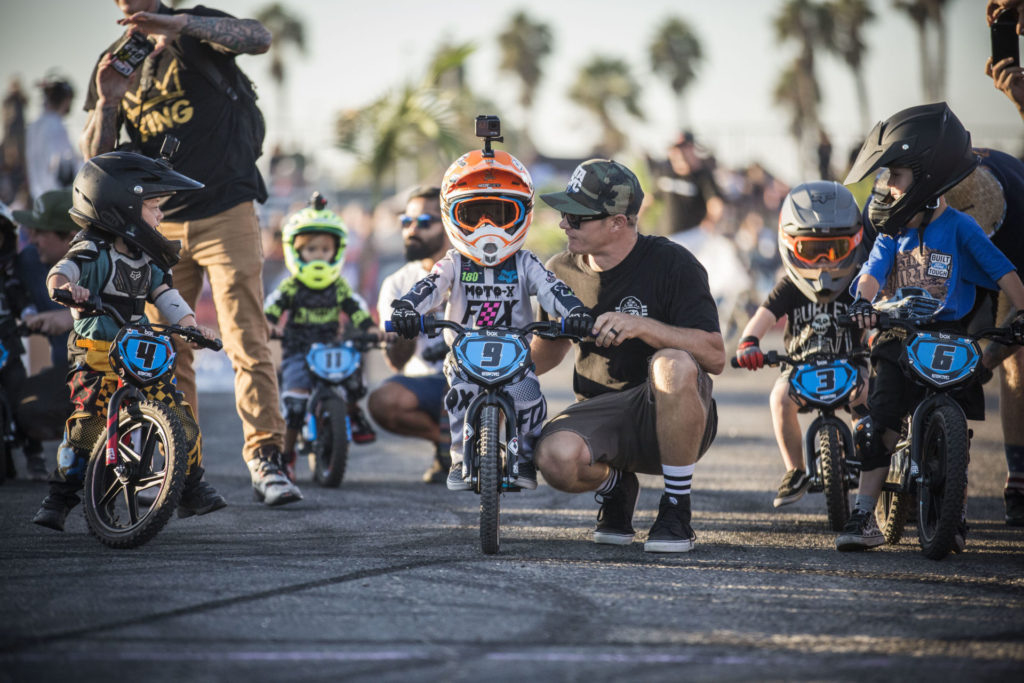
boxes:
[561,211,611,230]
[399,213,441,230]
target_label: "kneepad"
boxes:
[853,416,890,471]
[283,394,308,430]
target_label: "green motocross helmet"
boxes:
[282,192,348,289]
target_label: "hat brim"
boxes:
[12,209,76,233]
[539,191,605,216]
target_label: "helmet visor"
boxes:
[449,196,526,236]
[782,231,862,265]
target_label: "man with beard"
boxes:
[369,186,452,482]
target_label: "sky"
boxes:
[1,0,1022,187]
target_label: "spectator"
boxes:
[369,186,453,483]
[986,0,1024,121]
[80,2,291,505]
[651,131,724,237]
[25,74,79,201]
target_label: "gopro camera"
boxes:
[475,115,501,140]
[110,32,154,77]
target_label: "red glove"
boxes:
[736,335,764,370]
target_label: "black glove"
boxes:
[390,299,421,339]
[848,296,875,327]
[562,307,594,337]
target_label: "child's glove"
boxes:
[736,335,764,370]
[848,297,876,328]
[562,307,594,337]
[390,299,421,339]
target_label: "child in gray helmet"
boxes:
[31,151,225,532]
[734,181,870,509]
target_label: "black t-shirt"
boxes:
[762,278,862,360]
[546,234,720,400]
[84,4,267,221]
[651,159,721,233]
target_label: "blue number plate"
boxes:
[114,329,175,384]
[306,343,359,382]
[905,332,979,388]
[452,331,528,386]
[789,359,859,407]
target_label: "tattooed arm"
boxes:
[119,11,272,55]
[80,53,131,157]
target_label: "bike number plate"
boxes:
[453,331,528,386]
[306,343,359,382]
[113,328,175,384]
[905,332,979,388]
[789,359,858,407]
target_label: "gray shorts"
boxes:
[538,355,717,475]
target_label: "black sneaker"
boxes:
[422,447,452,484]
[177,480,228,518]
[446,461,471,491]
[513,459,537,490]
[644,493,696,553]
[1005,488,1024,527]
[593,472,639,545]
[32,493,79,532]
[349,407,377,444]
[773,469,810,508]
[835,508,884,551]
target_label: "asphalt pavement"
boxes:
[1,340,1022,682]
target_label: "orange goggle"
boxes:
[448,195,527,235]
[782,230,862,265]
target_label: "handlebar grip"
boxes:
[52,289,99,313]
[384,321,394,333]
[730,357,740,368]
[206,338,224,352]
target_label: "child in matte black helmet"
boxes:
[31,151,227,533]
[836,102,1024,553]
[734,181,869,511]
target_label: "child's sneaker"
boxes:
[177,479,227,518]
[773,469,810,508]
[248,446,303,506]
[835,508,884,551]
[513,459,537,490]
[349,406,376,444]
[1005,488,1024,527]
[446,461,472,491]
[422,446,451,484]
[32,492,80,532]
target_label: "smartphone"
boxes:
[992,10,1020,68]
[110,32,154,77]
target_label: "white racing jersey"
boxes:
[398,248,583,342]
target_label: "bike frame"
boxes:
[461,386,521,492]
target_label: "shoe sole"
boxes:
[177,499,228,518]
[252,488,303,506]
[593,530,635,545]
[446,481,472,491]
[773,487,809,508]
[835,536,884,551]
[513,478,537,490]
[644,538,695,553]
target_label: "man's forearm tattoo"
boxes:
[83,103,121,157]
[183,15,272,54]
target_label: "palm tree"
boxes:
[825,0,875,132]
[894,0,950,101]
[568,57,643,156]
[254,3,306,143]
[497,11,553,153]
[335,44,474,208]
[648,16,704,129]
[773,0,832,175]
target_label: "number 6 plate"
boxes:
[905,332,980,388]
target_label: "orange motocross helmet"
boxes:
[440,149,534,266]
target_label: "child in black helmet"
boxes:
[734,181,869,509]
[838,102,1024,552]
[31,151,225,532]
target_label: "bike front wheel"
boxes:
[478,405,501,555]
[309,397,349,487]
[83,400,187,549]
[917,404,969,560]
[819,423,850,532]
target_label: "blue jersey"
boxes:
[854,207,1015,321]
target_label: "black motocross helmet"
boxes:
[844,102,979,236]
[69,151,203,270]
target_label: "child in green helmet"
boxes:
[264,193,381,481]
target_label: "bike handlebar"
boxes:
[836,310,1020,347]
[385,315,580,341]
[730,349,870,369]
[52,289,223,351]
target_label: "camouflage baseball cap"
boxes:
[540,159,644,216]
[13,190,78,234]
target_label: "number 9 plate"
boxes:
[452,330,529,386]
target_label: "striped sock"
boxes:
[597,468,621,496]
[662,464,694,504]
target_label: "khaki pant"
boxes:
[145,201,284,462]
